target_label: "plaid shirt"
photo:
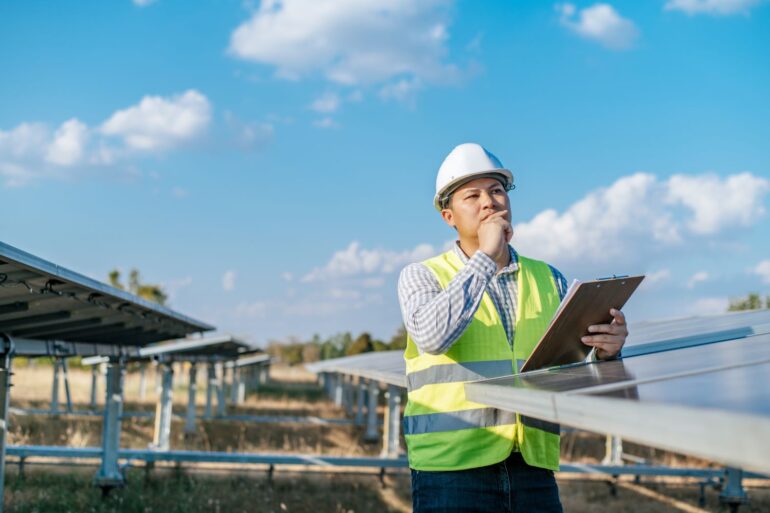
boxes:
[398,242,568,355]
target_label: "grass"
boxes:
[5,363,770,512]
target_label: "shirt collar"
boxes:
[452,241,520,274]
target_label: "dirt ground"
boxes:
[5,361,769,512]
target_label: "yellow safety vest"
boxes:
[403,249,561,471]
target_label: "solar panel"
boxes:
[479,330,770,393]
[589,360,770,416]
[624,308,770,356]
[139,335,257,362]
[0,241,213,349]
[464,331,770,474]
[306,350,405,387]
[226,353,271,368]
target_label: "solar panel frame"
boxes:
[464,331,770,475]
[0,241,214,346]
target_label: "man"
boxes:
[397,143,628,513]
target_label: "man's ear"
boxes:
[440,208,455,228]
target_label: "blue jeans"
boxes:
[411,452,563,513]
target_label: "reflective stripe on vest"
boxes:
[403,409,559,436]
[404,407,517,435]
[406,359,513,392]
[403,250,562,472]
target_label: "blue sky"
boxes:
[2,0,769,345]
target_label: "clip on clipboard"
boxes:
[519,274,645,373]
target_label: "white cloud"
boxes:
[666,173,769,234]
[1,90,215,187]
[379,77,423,105]
[45,119,89,166]
[640,268,671,289]
[690,297,729,315]
[687,271,709,288]
[664,0,765,15]
[361,277,386,288]
[512,172,770,267]
[556,3,639,50]
[313,117,338,129]
[0,122,49,159]
[171,186,189,198]
[310,92,340,113]
[224,111,274,150]
[235,300,269,318]
[133,0,157,6]
[163,276,193,302]
[302,241,437,282]
[281,272,294,282]
[222,270,237,291]
[754,260,770,284]
[328,288,361,300]
[101,90,211,151]
[228,0,457,86]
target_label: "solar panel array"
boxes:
[306,309,770,474]
[464,328,770,474]
[0,241,213,348]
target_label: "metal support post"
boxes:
[319,372,326,393]
[94,360,126,491]
[720,467,748,511]
[246,366,255,393]
[61,358,73,413]
[216,362,226,417]
[153,360,161,395]
[603,435,624,466]
[0,334,15,513]
[89,364,99,410]
[333,373,343,407]
[139,364,147,401]
[184,363,197,434]
[342,375,353,416]
[354,378,366,426]
[230,366,239,404]
[261,365,269,384]
[381,384,403,457]
[204,361,215,419]
[152,363,174,450]
[364,379,380,442]
[236,368,246,404]
[50,358,60,413]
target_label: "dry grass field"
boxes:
[4,360,769,512]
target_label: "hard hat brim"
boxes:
[433,169,514,211]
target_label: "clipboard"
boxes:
[519,274,645,373]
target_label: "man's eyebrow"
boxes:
[461,184,503,193]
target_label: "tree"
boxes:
[388,325,408,350]
[347,332,374,355]
[727,293,769,312]
[302,343,321,363]
[108,268,168,305]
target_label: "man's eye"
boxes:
[466,194,479,199]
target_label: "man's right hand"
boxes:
[478,210,512,269]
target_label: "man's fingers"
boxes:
[581,334,623,346]
[587,323,615,334]
[610,308,626,325]
[481,210,508,223]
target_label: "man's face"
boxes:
[440,177,511,239]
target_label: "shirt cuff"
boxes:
[588,347,623,362]
[468,250,497,279]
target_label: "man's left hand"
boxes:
[581,308,628,360]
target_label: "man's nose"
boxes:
[480,191,496,208]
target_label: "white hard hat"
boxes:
[434,143,514,211]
